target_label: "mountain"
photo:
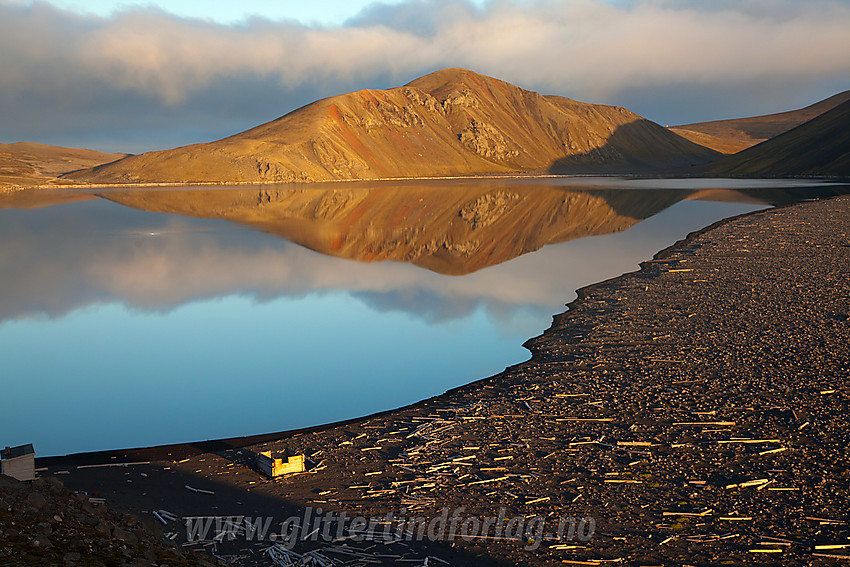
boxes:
[100,182,689,275]
[0,142,126,190]
[671,90,850,154]
[67,68,719,184]
[704,98,850,177]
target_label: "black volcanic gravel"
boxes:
[36,195,850,567]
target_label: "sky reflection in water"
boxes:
[1,179,843,456]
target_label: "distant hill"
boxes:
[67,68,719,184]
[705,98,850,177]
[671,90,850,154]
[0,142,126,190]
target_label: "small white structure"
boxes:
[257,451,305,478]
[1,444,35,481]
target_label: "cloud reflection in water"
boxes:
[3,178,845,455]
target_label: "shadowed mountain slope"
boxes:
[68,68,718,184]
[705,99,850,177]
[671,90,850,154]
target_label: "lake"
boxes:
[1,177,847,456]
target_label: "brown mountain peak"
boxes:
[407,68,512,94]
[66,68,719,185]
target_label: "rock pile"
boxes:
[0,474,221,567]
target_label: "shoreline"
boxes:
[16,195,850,566]
[34,196,779,468]
[4,171,849,194]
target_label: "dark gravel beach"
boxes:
[15,194,850,566]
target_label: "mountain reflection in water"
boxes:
[1,178,847,456]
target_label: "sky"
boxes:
[2,0,849,153]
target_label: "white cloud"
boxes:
[1,0,849,150]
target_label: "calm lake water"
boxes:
[1,177,847,456]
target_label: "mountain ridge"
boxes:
[671,90,850,154]
[704,98,850,177]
